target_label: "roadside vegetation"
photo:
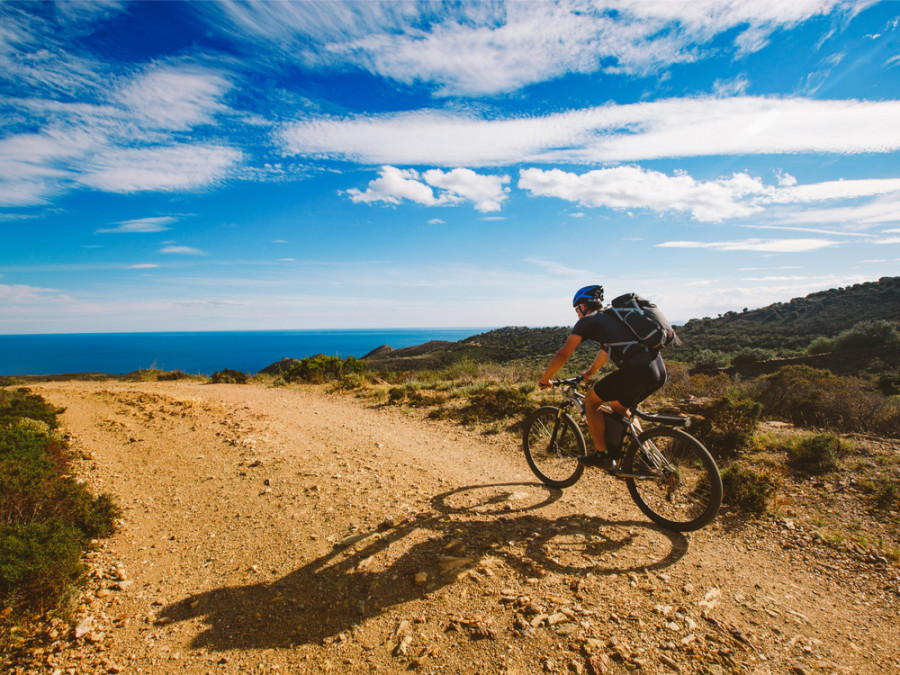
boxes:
[0,389,120,641]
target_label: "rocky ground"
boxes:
[3,380,899,674]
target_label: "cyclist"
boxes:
[538,285,667,470]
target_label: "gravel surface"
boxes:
[5,380,899,674]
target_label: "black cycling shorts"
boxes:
[592,355,667,409]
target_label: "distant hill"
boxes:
[363,277,899,373]
[668,275,899,357]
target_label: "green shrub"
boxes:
[730,347,774,366]
[872,481,899,512]
[662,363,732,401]
[721,464,778,515]
[0,393,119,616]
[459,387,533,425]
[877,373,900,397]
[209,368,250,384]
[0,520,84,611]
[750,365,898,436]
[0,389,63,430]
[282,355,365,384]
[157,369,189,381]
[691,349,730,370]
[785,432,849,474]
[689,392,762,459]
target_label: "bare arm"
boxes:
[579,348,609,382]
[539,333,583,387]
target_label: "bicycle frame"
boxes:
[550,378,688,480]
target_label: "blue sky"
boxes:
[1,0,899,334]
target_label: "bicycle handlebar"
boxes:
[550,375,583,387]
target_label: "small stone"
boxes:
[74,617,93,639]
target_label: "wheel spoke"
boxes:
[523,407,586,488]
[625,428,722,531]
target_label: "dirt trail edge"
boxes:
[20,381,900,674]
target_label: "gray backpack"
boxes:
[606,293,677,355]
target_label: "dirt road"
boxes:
[19,381,900,674]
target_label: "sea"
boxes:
[0,328,492,377]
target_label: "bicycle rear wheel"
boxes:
[623,427,722,531]
[522,406,587,488]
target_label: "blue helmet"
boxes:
[572,284,604,308]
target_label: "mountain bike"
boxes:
[522,377,722,531]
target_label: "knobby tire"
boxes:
[622,426,722,531]
[522,406,587,488]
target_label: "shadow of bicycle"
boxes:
[158,482,688,651]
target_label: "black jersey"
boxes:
[572,310,658,367]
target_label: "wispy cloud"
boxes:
[78,145,243,193]
[280,97,900,167]
[97,216,177,234]
[524,258,595,278]
[0,282,60,303]
[657,238,838,253]
[208,0,863,96]
[159,246,205,255]
[114,65,231,131]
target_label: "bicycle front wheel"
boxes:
[623,427,722,531]
[522,406,587,488]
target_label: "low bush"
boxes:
[872,481,899,512]
[689,392,762,459]
[1,392,120,616]
[721,464,778,515]
[807,319,900,354]
[209,369,250,384]
[386,385,447,408]
[459,387,533,426]
[730,347,774,366]
[0,389,63,430]
[691,349,730,370]
[784,432,850,474]
[660,363,732,401]
[282,355,365,384]
[750,365,899,437]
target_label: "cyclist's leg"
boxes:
[585,370,631,454]
[584,387,609,453]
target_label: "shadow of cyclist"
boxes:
[158,482,687,651]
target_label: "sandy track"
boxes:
[21,380,900,674]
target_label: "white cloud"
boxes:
[515,166,900,225]
[347,166,448,207]
[78,145,243,193]
[128,264,159,269]
[519,166,766,222]
[0,283,59,303]
[280,97,900,167]
[422,168,509,213]
[114,66,230,131]
[657,238,838,253]
[208,0,863,96]
[524,258,596,278]
[346,165,509,212]
[159,246,205,255]
[97,216,177,234]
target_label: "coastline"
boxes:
[0,327,492,377]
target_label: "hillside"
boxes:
[669,276,900,357]
[362,277,900,374]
